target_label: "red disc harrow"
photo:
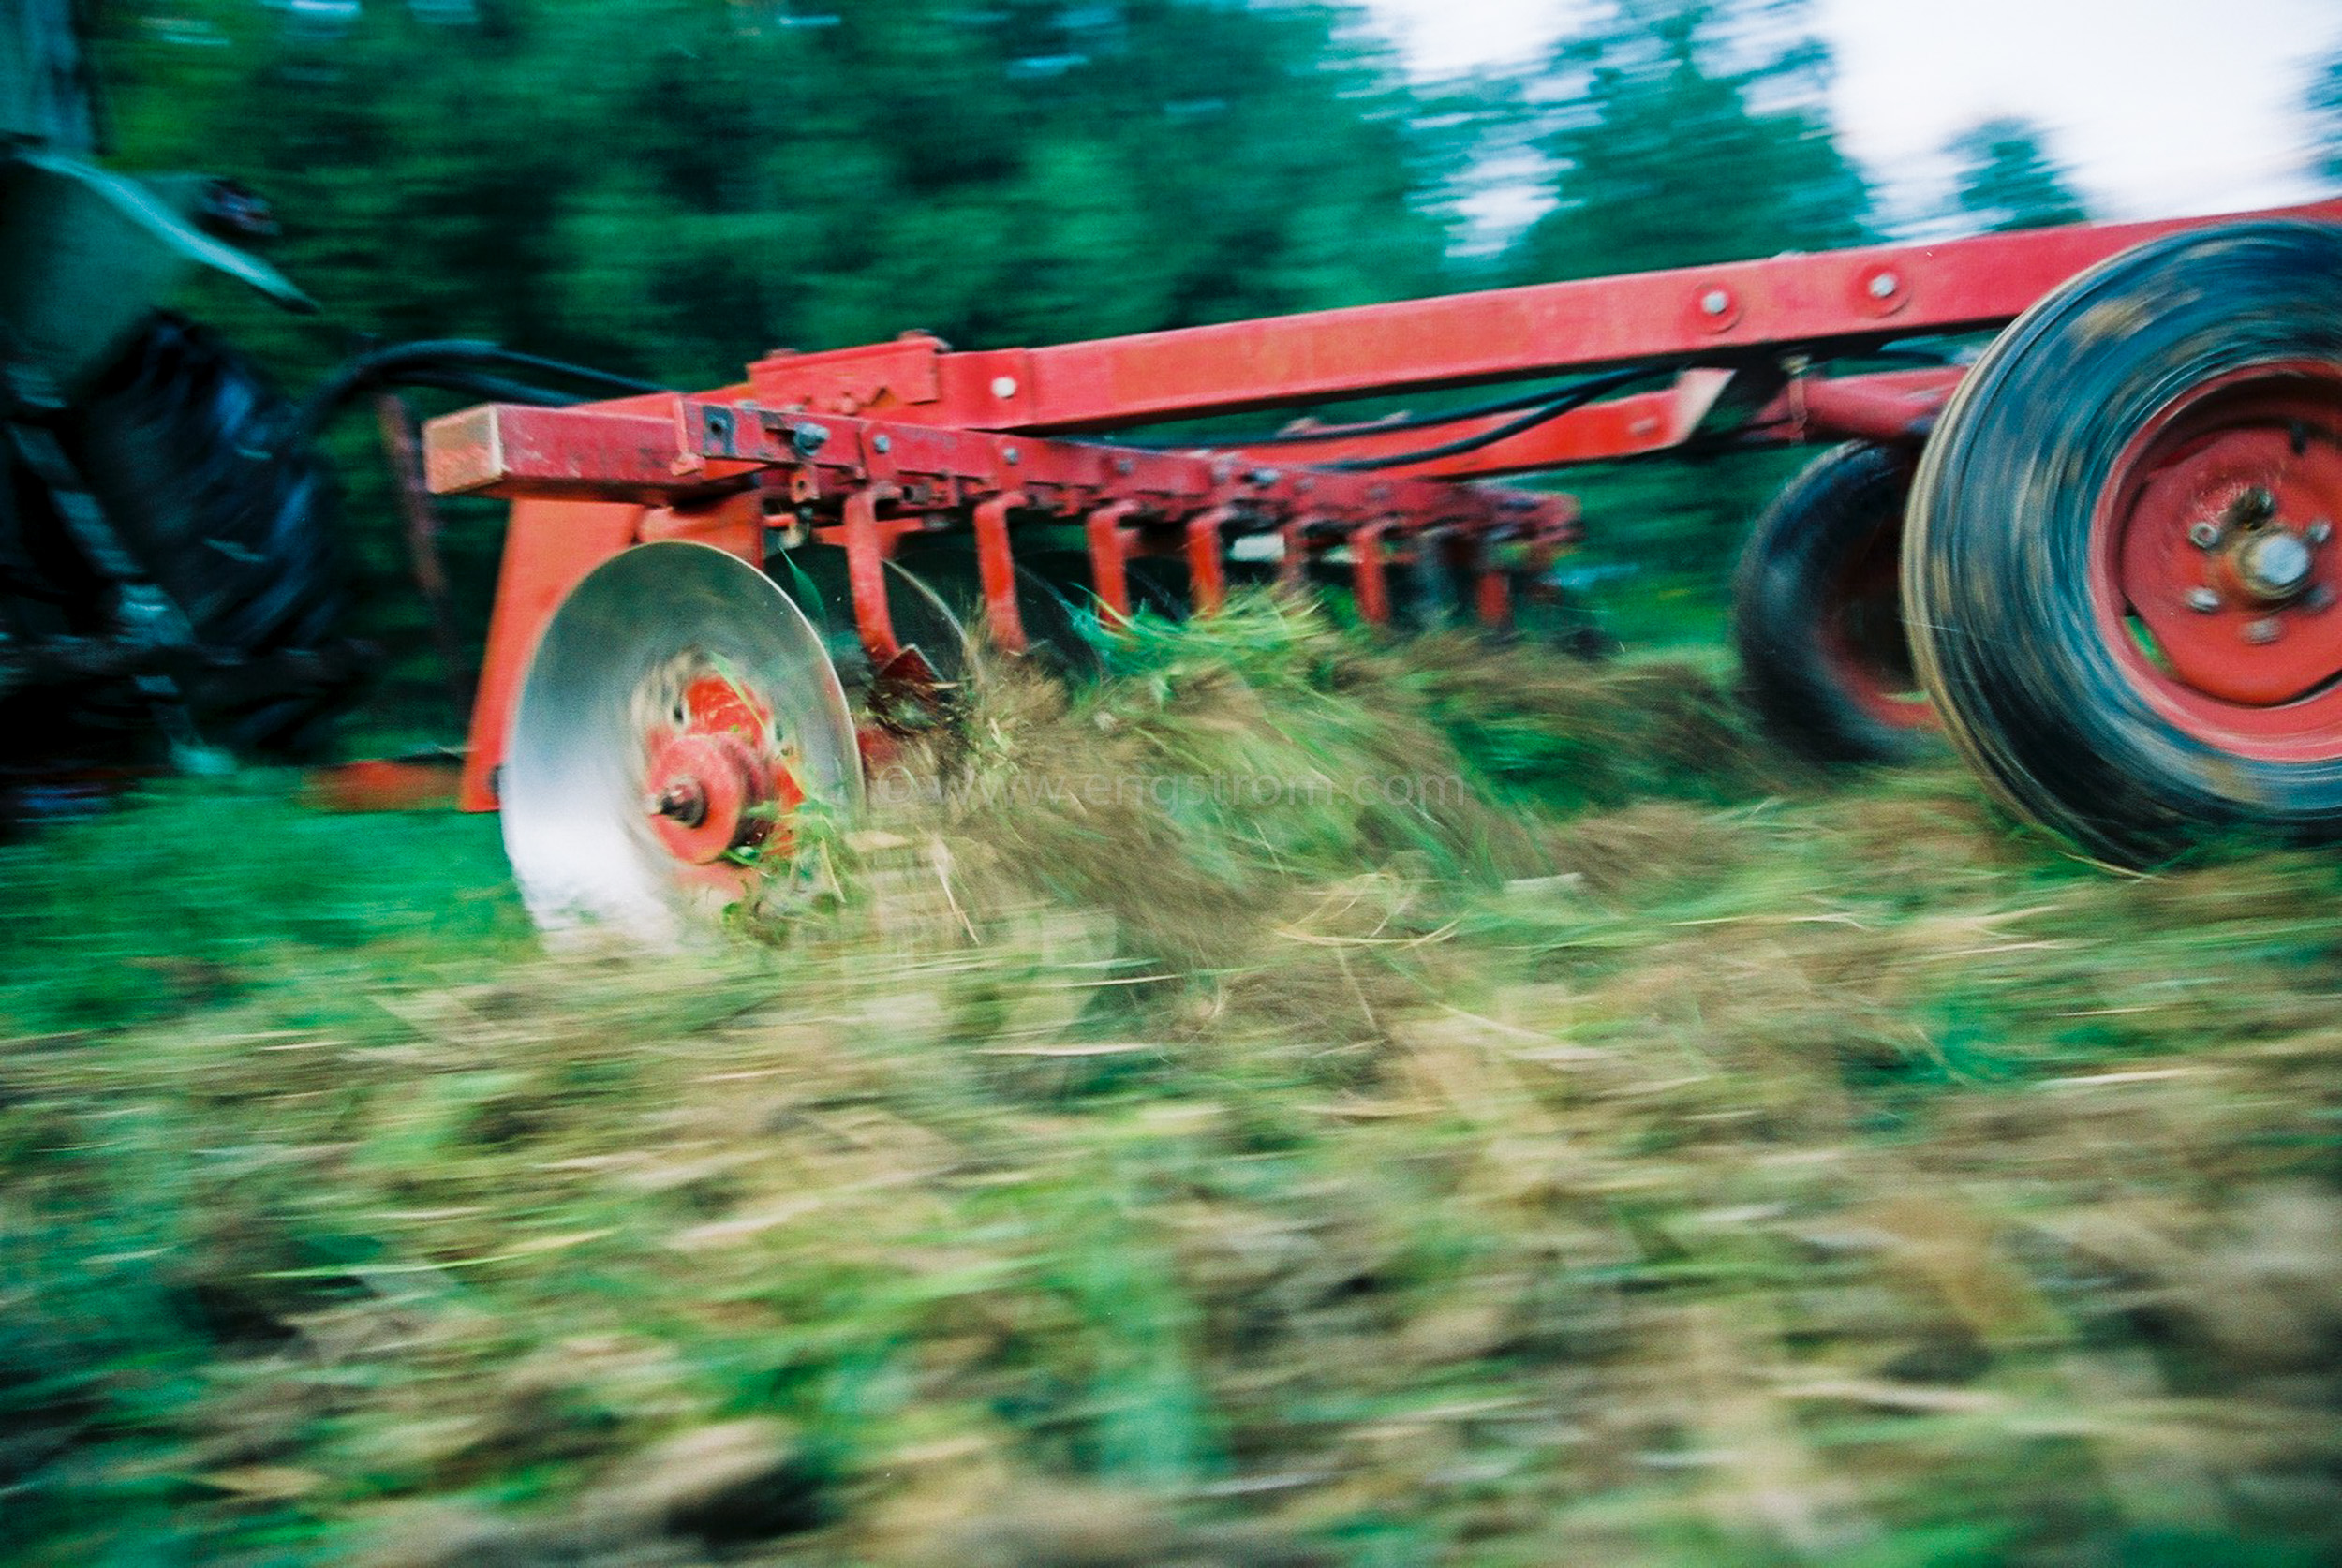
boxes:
[410,196,2342,916]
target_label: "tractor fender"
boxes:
[0,150,313,396]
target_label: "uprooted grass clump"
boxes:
[5,599,2341,1568]
[784,597,1785,976]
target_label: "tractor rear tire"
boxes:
[1732,441,1933,765]
[56,312,352,754]
[1904,220,2342,864]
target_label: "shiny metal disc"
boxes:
[893,540,1104,681]
[502,541,860,940]
[767,547,971,695]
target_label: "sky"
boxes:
[1361,0,2342,234]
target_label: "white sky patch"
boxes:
[1362,0,2342,236]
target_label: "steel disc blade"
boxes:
[880,559,972,684]
[1025,548,1193,626]
[896,541,1104,681]
[767,547,970,694]
[502,540,859,941]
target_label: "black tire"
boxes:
[1904,220,2342,864]
[51,313,351,754]
[1732,441,1933,765]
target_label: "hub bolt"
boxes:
[2188,520,2223,549]
[2238,529,2315,601]
[649,781,708,827]
[2186,587,2222,613]
[2310,520,2334,546]
[2311,584,2336,612]
[2245,616,2283,644]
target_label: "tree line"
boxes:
[98,0,2155,384]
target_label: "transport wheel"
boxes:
[500,541,860,939]
[1905,220,2342,863]
[1732,441,1933,765]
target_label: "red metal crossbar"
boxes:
[427,396,1572,530]
[743,201,2342,432]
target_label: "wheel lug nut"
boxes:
[2310,520,2334,546]
[2186,587,2222,613]
[2187,521,2223,549]
[2311,584,2336,612]
[2245,616,2283,644]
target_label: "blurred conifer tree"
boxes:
[1945,115,2087,232]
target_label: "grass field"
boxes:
[5,598,2339,1567]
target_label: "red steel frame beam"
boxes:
[1212,365,1967,480]
[426,398,1577,535]
[745,201,2342,433]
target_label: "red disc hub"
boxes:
[2093,364,2342,761]
[1818,506,1933,731]
[642,672,804,866]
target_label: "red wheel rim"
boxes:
[1817,505,1934,731]
[2089,362,2342,763]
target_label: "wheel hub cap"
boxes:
[2234,528,2315,602]
[2112,387,2342,710]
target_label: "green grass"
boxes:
[4,599,2340,1567]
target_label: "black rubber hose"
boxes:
[295,340,666,441]
[1323,367,1663,471]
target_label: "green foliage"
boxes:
[0,777,526,1036]
[1945,115,2088,232]
[2307,40,2342,186]
[1514,0,1872,283]
[1493,0,1876,621]
[97,0,1462,388]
